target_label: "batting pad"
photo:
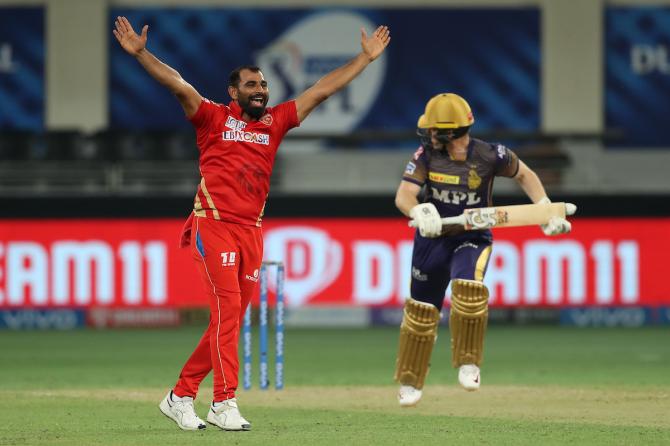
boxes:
[450,279,489,368]
[394,298,440,389]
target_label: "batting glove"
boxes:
[410,203,442,238]
[538,197,572,236]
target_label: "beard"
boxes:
[239,95,268,120]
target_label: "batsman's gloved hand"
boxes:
[537,197,572,236]
[410,203,442,238]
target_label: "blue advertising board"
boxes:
[606,7,670,147]
[0,7,44,129]
[110,8,540,134]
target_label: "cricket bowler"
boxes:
[113,16,390,430]
[393,93,571,407]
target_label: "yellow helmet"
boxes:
[416,114,431,147]
[421,93,474,129]
[417,114,429,129]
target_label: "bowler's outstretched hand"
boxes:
[113,16,148,56]
[361,25,391,61]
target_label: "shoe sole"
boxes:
[206,415,251,431]
[159,399,206,431]
[399,401,420,408]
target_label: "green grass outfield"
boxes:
[1,326,668,445]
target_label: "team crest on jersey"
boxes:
[260,114,273,126]
[468,169,482,190]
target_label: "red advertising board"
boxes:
[0,218,667,308]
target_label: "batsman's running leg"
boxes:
[449,278,489,391]
[394,298,440,407]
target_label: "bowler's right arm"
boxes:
[113,16,202,118]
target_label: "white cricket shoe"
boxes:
[159,390,206,430]
[207,398,251,431]
[398,385,423,407]
[458,364,481,391]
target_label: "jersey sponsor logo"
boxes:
[226,116,247,131]
[496,144,507,159]
[430,188,481,205]
[223,116,270,145]
[411,267,427,281]
[467,169,482,190]
[454,242,479,253]
[429,171,460,185]
[245,268,260,282]
[221,251,237,267]
[223,130,270,145]
[405,162,416,175]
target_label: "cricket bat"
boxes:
[409,202,577,230]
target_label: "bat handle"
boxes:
[408,214,466,228]
[440,215,467,226]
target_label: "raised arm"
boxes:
[113,16,202,118]
[295,26,390,122]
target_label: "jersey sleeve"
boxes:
[189,98,221,147]
[273,100,301,135]
[492,143,520,178]
[402,146,428,186]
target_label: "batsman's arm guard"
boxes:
[450,279,489,368]
[394,298,441,390]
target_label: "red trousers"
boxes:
[173,215,262,402]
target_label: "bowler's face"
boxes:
[232,69,269,119]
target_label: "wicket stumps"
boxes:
[243,261,285,390]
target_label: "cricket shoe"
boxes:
[458,364,481,391]
[159,390,206,430]
[207,398,251,431]
[398,385,423,407]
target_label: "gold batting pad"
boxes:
[394,298,440,389]
[449,279,489,368]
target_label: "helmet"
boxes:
[416,114,431,147]
[421,93,474,143]
[422,93,474,129]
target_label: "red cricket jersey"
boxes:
[189,98,300,226]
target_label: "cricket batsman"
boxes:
[113,16,390,430]
[393,93,571,407]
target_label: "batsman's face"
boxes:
[232,69,269,120]
[430,128,449,150]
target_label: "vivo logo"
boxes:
[562,308,648,328]
[0,310,84,330]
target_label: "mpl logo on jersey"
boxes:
[255,11,386,133]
